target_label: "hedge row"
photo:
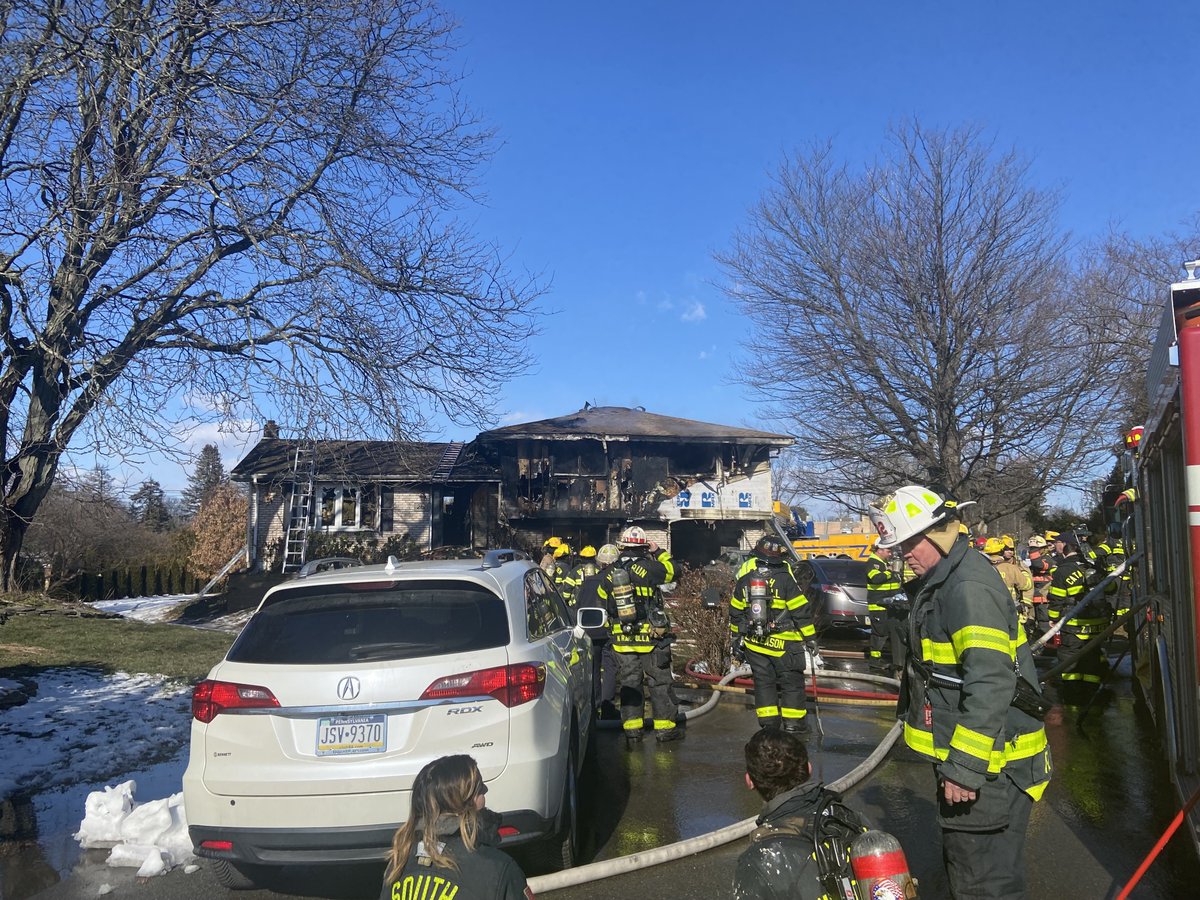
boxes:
[72,565,203,601]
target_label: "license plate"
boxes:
[316,714,386,756]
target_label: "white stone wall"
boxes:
[391,488,431,546]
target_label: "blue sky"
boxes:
[117,1,1200,500]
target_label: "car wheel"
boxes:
[535,728,579,872]
[210,858,269,890]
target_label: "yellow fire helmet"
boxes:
[579,545,597,558]
[983,537,1006,556]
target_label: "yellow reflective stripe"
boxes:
[756,705,780,717]
[904,722,944,759]
[659,553,675,582]
[781,707,807,719]
[950,724,1004,772]
[868,604,887,612]
[1025,779,1050,801]
[952,625,1015,659]
[730,597,747,611]
[1005,729,1048,760]
[920,638,958,665]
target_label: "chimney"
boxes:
[263,420,280,440]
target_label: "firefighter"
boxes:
[1094,526,1129,623]
[1026,535,1053,635]
[729,534,816,733]
[869,485,1051,900]
[596,526,682,745]
[984,537,1035,637]
[540,536,563,577]
[735,533,798,580]
[1048,531,1110,699]
[575,544,621,719]
[560,544,599,607]
[549,542,573,594]
[866,539,905,673]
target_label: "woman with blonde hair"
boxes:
[379,754,531,900]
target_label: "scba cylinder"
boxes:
[849,830,917,900]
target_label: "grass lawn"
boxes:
[0,612,234,683]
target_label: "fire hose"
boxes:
[1029,553,1141,652]
[527,663,904,894]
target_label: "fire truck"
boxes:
[773,502,875,559]
[1129,258,1200,855]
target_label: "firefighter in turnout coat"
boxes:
[729,534,816,732]
[870,485,1051,900]
[1048,531,1110,697]
[595,526,682,744]
[866,541,906,672]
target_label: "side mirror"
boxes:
[576,607,607,629]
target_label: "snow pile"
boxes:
[74,780,194,877]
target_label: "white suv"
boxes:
[182,550,600,889]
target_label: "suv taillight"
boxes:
[192,679,280,723]
[421,664,546,708]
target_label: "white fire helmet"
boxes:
[618,525,649,549]
[869,485,975,550]
[596,543,620,566]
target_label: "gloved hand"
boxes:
[804,640,818,657]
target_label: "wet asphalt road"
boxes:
[16,649,1200,900]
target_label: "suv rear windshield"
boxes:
[810,559,869,586]
[226,579,510,665]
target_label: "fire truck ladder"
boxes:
[432,441,465,483]
[282,443,316,572]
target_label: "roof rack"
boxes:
[481,549,529,570]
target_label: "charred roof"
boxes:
[478,405,793,446]
[230,439,499,482]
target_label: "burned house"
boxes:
[232,407,793,571]
[476,405,793,567]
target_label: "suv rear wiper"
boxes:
[347,642,432,661]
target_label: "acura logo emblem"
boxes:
[337,676,361,701]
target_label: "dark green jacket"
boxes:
[903,535,1052,800]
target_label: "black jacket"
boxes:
[733,781,829,900]
[379,810,528,900]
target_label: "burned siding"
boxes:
[489,437,775,521]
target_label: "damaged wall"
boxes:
[496,438,775,521]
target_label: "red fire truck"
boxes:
[1129,258,1200,855]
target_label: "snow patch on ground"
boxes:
[0,593,251,881]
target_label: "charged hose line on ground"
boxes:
[527,665,904,894]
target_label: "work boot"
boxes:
[655,728,684,744]
[624,729,644,748]
[782,718,810,735]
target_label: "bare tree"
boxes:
[0,0,540,589]
[1072,222,1200,430]
[718,123,1118,522]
